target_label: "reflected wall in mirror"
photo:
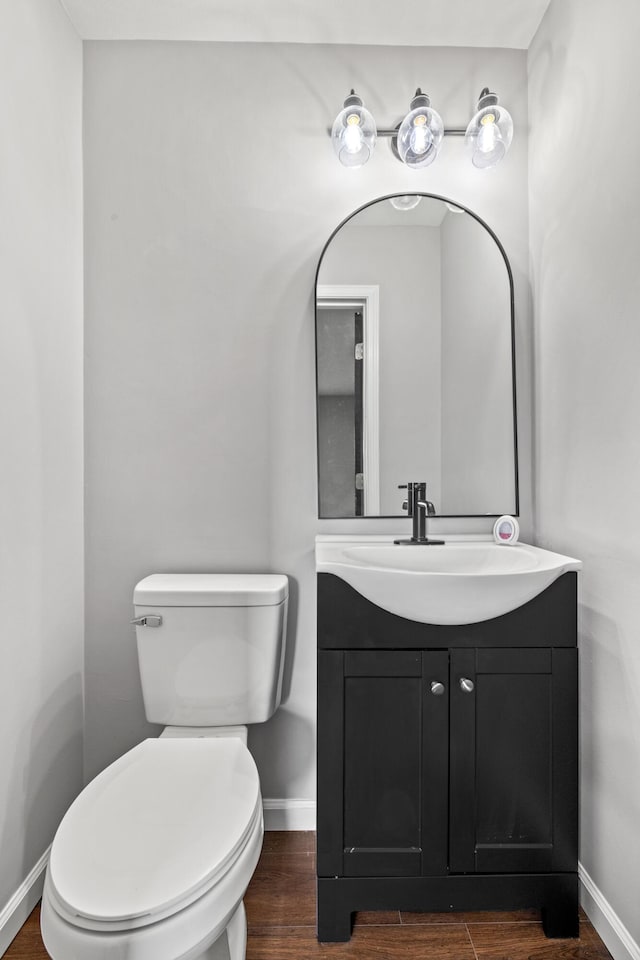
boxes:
[315,194,518,518]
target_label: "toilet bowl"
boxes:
[41,737,263,960]
[41,573,289,960]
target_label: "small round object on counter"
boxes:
[493,515,520,545]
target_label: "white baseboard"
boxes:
[580,862,640,960]
[0,846,50,957]
[263,799,316,831]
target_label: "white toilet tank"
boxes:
[133,574,288,727]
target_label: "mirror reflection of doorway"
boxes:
[316,286,379,517]
[316,303,363,515]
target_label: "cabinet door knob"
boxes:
[430,681,445,696]
[459,677,475,693]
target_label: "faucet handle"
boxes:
[398,483,413,515]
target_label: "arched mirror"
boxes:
[315,194,518,518]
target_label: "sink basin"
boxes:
[316,537,581,625]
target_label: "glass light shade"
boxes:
[389,195,422,211]
[397,89,444,169]
[465,89,514,169]
[331,91,377,168]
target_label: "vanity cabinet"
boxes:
[317,572,578,942]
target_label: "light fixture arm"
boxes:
[326,126,466,138]
[375,127,467,137]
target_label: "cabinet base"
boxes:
[317,873,579,943]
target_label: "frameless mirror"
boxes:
[315,194,518,518]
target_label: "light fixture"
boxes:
[464,88,513,169]
[397,89,444,169]
[331,90,377,168]
[329,87,513,171]
[389,195,422,211]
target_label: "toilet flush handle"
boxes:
[130,615,163,627]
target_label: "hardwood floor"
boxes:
[5,832,613,959]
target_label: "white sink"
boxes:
[316,537,581,625]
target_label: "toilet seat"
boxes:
[46,737,261,932]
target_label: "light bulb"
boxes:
[465,89,513,169]
[410,117,432,156]
[343,116,364,154]
[478,115,498,153]
[331,91,377,168]
[397,90,443,169]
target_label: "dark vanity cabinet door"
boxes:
[319,643,577,882]
[449,646,578,875]
[317,649,449,879]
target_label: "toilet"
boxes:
[40,573,288,960]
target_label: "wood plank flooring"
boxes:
[5,832,613,959]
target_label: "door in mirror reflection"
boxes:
[316,301,364,515]
[315,195,518,518]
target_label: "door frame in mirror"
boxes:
[314,193,519,519]
[317,284,380,514]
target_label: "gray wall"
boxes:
[83,41,532,801]
[320,223,442,514]
[0,0,84,937]
[529,1,640,955]
[440,210,515,514]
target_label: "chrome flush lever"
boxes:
[130,615,163,627]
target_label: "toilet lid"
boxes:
[48,738,261,924]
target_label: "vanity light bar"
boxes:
[375,127,466,137]
[330,87,513,169]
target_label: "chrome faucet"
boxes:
[394,482,444,545]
